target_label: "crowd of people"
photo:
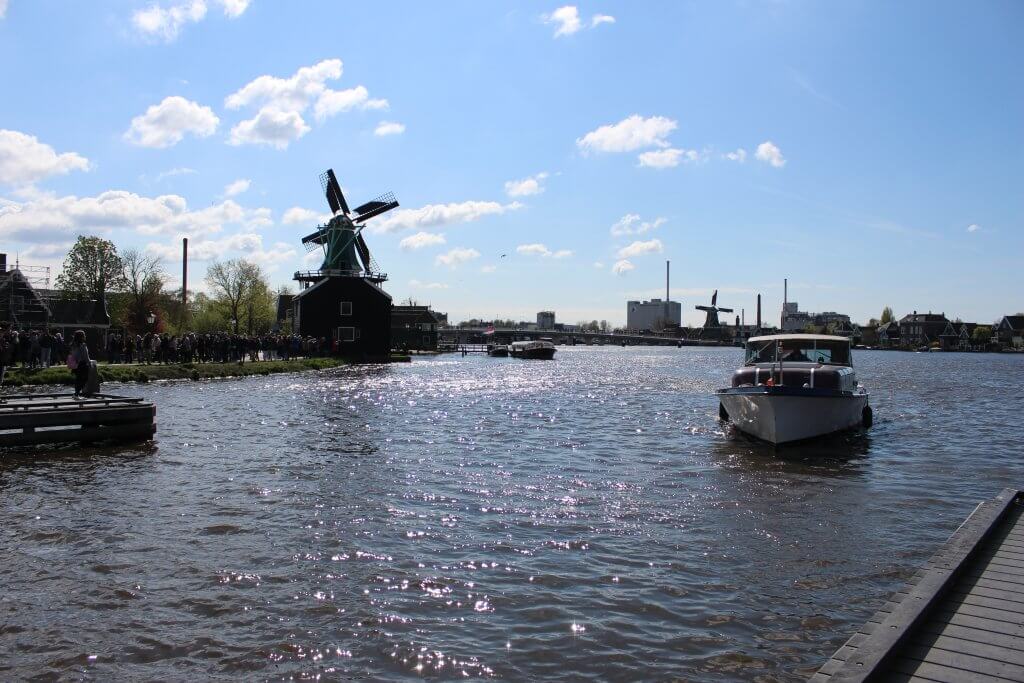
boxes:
[0,327,66,372]
[0,327,334,387]
[102,331,333,364]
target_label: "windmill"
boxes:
[297,169,399,285]
[695,290,734,337]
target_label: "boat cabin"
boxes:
[744,334,852,366]
[733,334,857,392]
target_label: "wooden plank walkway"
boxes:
[812,488,1024,682]
[0,393,155,447]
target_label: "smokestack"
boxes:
[182,238,188,310]
[782,278,787,329]
[666,260,670,302]
[756,294,762,331]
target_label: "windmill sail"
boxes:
[321,169,350,215]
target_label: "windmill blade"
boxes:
[719,307,734,313]
[352,192,399,222]
[320,168,350,215]
[354,232,372,273]
[301,230,326,248]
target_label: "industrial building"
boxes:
[626,298,681,332]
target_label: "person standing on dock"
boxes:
[69,330,91,397]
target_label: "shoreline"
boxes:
[1,358,353,388]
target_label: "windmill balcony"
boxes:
[294,268,388,284]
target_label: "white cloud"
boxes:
[218,0,249,18]
[0,0,8,19]
[543,6,581,37]
[156,167,197,181]
[480,265,497,273]
[132,0,207,42]
[409,279,449,290]
[724,148,747,162]
[228,107,309,149]
[225,59,387,149]
[504,171,548,197]
[369,200,522,234]
[147,232,296,268]
[638,148,683,169]
[282,206,329,224]
[593,261,604,268]
[374,121,406,137]
[611,214,666,237]
[399,231,446,250]
[223,178,250,197]
[755,140,786,168]
[435,247,480,268]
[617,238,663,258]
[516,243,572,258]
[967,223,980,233]
[124,96,219,148]
[131,0,248,41]
[517,243,549,256]
[0,129,90,186]
[542,6,613,37]
[612,259,634,275]
[576,115,677,154]
[0,190,271,243]
[315,86,389,121]
[226,59,343,112]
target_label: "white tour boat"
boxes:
[717,334,871,444]
[509,340,556,360]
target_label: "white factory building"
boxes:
[626,298,682,332]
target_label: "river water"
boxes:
[2,347,1023,681]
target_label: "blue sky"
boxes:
[1,1,1021,326]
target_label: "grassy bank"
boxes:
[2,358,348,387]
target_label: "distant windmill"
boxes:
[695,290,734,338]
[298,169,399,284]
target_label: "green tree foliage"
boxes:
[204,259,275,334]
[972,325,992,345]
[120,248,165,334]
[55,236,125,298]
[880,306,895,324]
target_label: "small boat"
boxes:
[486,343,509,357]
[717,334,871,444]
[509,340,556,360]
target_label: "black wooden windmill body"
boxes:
[296,169,398,285]
[696,290,733,331]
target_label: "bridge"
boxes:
[438,327,731,347]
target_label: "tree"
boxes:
[880,306,895,324]
[972,325,992,345]
[56,236,125,298]
[205,259,265,333]
[120,249,165,334]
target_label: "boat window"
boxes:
[745,339,851,365]
[745,341,777,364]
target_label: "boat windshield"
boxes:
[745,339,851,366]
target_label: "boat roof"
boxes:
[747,333,851,343]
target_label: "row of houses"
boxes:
[874,311,1024,350]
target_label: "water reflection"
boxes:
[1,348,1022,681]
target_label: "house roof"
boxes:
[1000,315,1024,331]
[47,298,110,326]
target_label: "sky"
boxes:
[0,1,1021,327]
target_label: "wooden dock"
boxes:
[813,488,1024,682]
[0,393,156,447]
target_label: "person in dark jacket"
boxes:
[70,330,91,397]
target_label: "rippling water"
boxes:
[2,347,1023,681]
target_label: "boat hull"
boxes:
[718,387,868,444]
[510,348,556,360]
